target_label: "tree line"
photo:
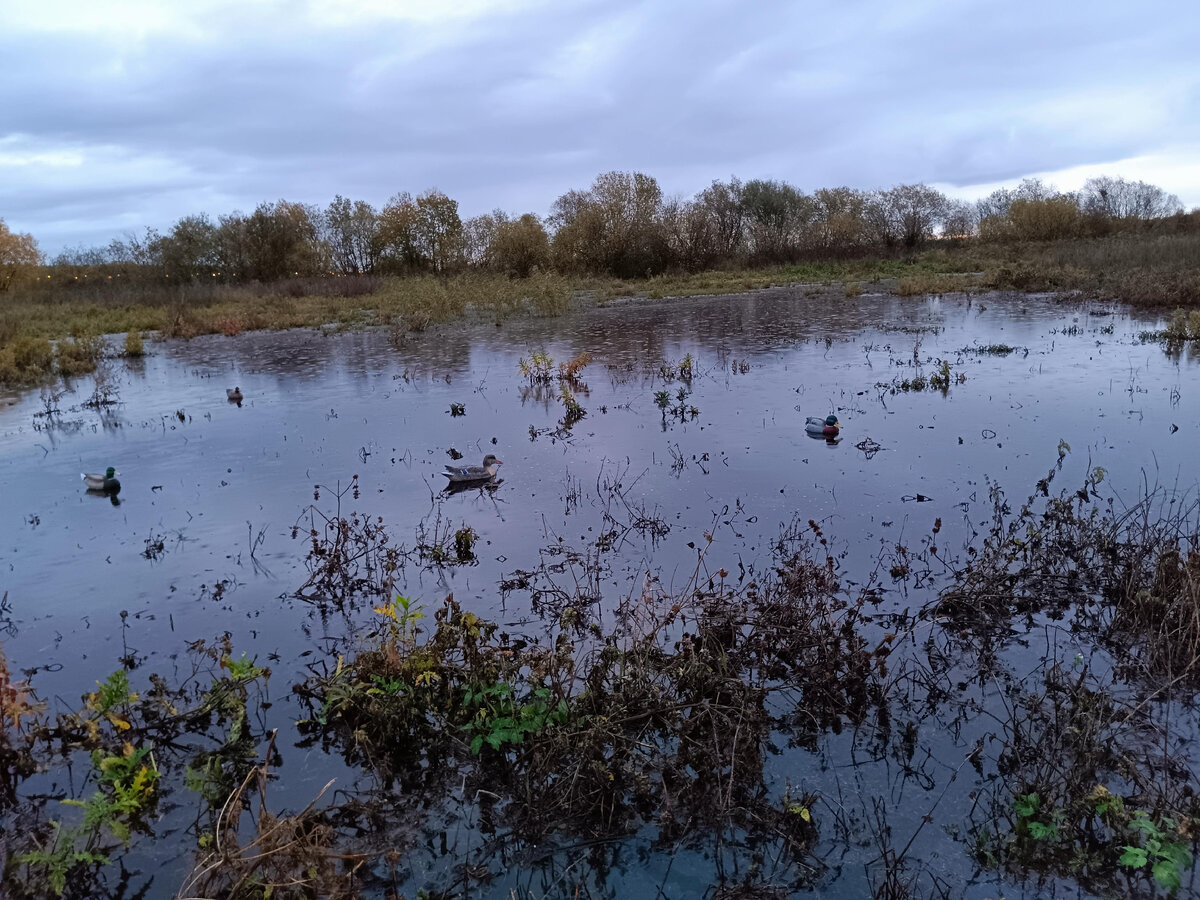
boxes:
[5,172,1195,290]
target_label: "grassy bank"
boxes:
[3,231,1199,387]
[0,272,574,386]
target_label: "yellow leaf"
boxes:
[800,807,811,822]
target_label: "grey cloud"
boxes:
[3,0,1197,252]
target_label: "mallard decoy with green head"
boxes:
[443,454,502,484]
[805,415,841,437]
[82,467,121,492]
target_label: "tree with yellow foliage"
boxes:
[0,219,42,292]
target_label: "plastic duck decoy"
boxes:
[443,454,503,484]
[805,415,841,438]
[82,467,121,493]
[227,387,244,404]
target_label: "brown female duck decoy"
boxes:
[443,454,503,484]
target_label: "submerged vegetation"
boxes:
[4,454,1200,897]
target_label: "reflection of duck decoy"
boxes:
[443,454,502,484]
[806,415,841,438]
[227,387,243,403]
[82,467,121,493]
[443,477,503,495]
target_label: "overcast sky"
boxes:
[3,0,1197,254]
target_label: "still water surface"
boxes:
[0,288,1195,897]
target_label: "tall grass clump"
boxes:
[55,332,105,377]
[123,331,145,357]
[895,273,975,296]
[1164,308,1200,341]
[0,335,54,385]
[382,271,571,333]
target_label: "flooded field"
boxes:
[2,288,1199,898]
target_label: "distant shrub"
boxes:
[56,333,104,376]
[216,317,244,337]
[161,305,203,340]
[1164,309,1200,341]
[1009,198,1081,241]
[124,330,145,357]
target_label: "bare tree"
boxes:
[322,196,380,274]
[941,200,977,240]
[866,184,950,250]
[1081,176,1182,222]
[106,229,161,267]
[812,186,869,254]
[659,196,722,271]
[462,209,508,268]
[695,177,746,260]
[740,179,815,263]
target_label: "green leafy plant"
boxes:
[221,652,266,681]
[85,670,139,732]
[518,350,555,384]
[461,682,569,754]
[367,674,408,696]
[374,593,426,645]
[68,745,160,842]
[1118,811,1192,892]
[879,360,964,395]
[14,822,109,896]
[558,384,584,426]
[1013,792,1061,841]
[654,385,698,422]
[16,743,158,893]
